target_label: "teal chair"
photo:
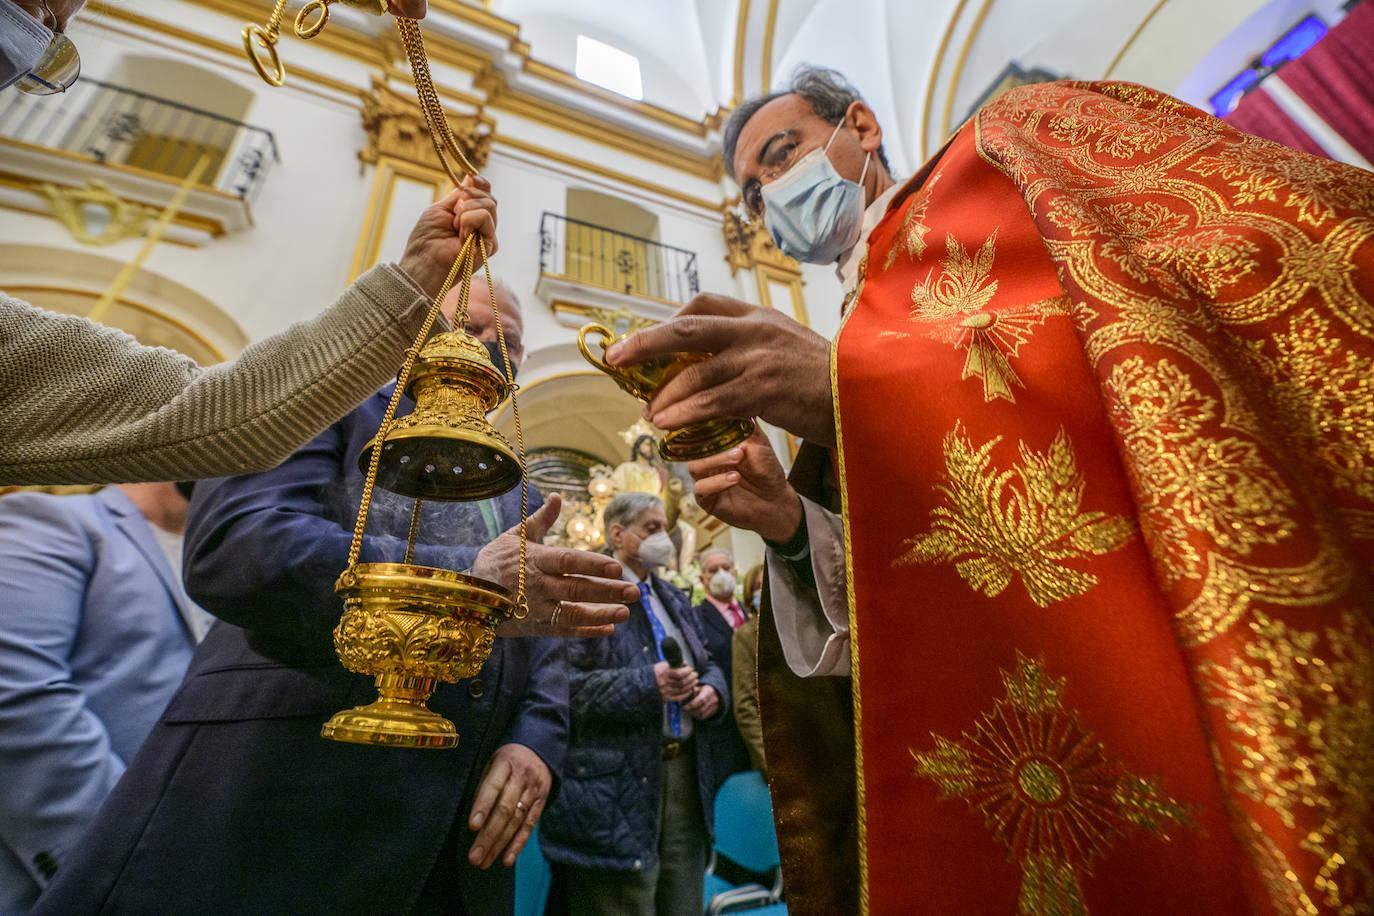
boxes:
[704,771,786,914]
[515,823,552,916]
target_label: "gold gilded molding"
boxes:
[940,0,998,140]
[186,0,388,68]
[0,138,240,207]
[0,173,210,245]
[920,0,970,162]
[33,180,157,246]
[760,0,780,94]
[519,58,709,137]
[479,71,723,181]
[85,1,364,100]
[755,262,809,327]
[495,135,720,212]
[551,300,659,332]
[722,210,797,275]
[348,155,448,282]
[360,79,491,170]
[732,0,753,107]
[1103,0,1173,79]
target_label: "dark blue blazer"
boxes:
[34,386,567,916]
[539,574,730,872]
[693,599,753,779]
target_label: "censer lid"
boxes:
[404,331,508,409]
[359,330,522,501]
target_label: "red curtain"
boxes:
[1280,1,1374,162]
[1224,1,1374,163]
[1224,86,1328,157]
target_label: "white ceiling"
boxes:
[489,0,1354,175]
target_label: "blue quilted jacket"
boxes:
[539,573,731,871]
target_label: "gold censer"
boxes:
[578,323,755,461]
[323,244,530,750]
[239,8,530,748]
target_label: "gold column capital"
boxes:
[721,209,798,277]
[359,78,491,171]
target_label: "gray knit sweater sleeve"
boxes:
[0,263,446,485]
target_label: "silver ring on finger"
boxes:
[549,601,563,626]
[515,800,526,812]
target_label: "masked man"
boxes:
[691,547,752,777]
[609,67,1374,915]
[540,493,730,916]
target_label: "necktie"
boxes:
[639,580,682,737]
[727,601,746,629]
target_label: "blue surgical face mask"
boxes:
[0,0,52,90]
[761,120,871,265]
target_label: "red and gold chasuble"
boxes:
[777,81,1374,915]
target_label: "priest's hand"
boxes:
[684,684,720,720]
[688,429,804,544]
[385,0,427,17]
[604,293,835,447]
[398,175,498,300]
[473,494,637,638]
[467,743,550,869]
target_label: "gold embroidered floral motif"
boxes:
[912,653,1194,915]
[1198,610,1374,914]
[1104,356,1296,590]
[908,230,1067,402]
[912,231,1000,320]
[883,174,941,271]
[1244,311,1374,509]
[1187,134,1374,229]
[893,424,1135,606]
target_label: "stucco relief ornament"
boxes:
[234,6,532,750]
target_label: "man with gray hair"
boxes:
[607,64,1374,915]
[693,546,752,777]
[540,492,731,916]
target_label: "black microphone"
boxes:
[660,636,685,668]
[660,636,698,700]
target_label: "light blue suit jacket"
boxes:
[0,488,202,914]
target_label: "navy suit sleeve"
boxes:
[680,601,730,715]
[182,420,485,644]
[500,637,569,785]
[566,636,662,726]
[0,495,122,893]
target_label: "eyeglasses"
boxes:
[15,0,81,95]
[741,131,804,218]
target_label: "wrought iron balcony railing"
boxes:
[0,78,279,204]
[539,212,699,306]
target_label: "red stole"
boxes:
[821,81,1374,915]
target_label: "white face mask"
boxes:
[707,568,737,600]
[636,531,676,569]
[760,120,871,265]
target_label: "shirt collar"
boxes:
[836,181,903,294]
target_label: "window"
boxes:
[574,35,643,101]
[1209,15,1328,116]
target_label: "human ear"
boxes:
[845,100,883,154]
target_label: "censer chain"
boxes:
[480,236,530,620]
[346,235,472,569]
[396,17,479,188]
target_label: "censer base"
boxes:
[660,417,756,462]
[321,697,458,749]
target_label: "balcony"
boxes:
[0,78,279,242]
[536,211,700,326]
